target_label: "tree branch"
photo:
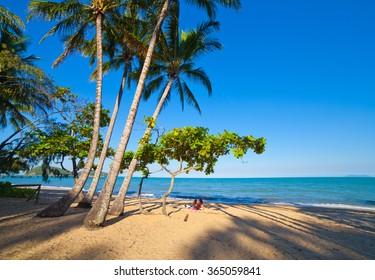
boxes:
[160,164,172,175]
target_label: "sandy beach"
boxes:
[0,187,374,260]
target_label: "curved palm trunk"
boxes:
[84,0,171,229]
[77,63,129,207]
[108,77,174,216]
[37,13,104,217]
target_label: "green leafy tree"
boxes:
[85,0,242,229]
[20,102,111,183]
[0,87,79,174]
[149,126,266,215]
[0,130,39,174]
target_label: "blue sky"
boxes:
[2,0,375,178]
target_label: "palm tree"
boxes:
[0,5,54,130]
[78,7,152,206]
[108,9,222,216]
[0,4,24,43]
[84,0,240,228]
[28,0,120,217]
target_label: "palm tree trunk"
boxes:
[83,0,171,228]
[108,77,174,216]
[77,62,129,207]
[37,13,104,217]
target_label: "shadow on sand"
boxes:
[188,204,375,259]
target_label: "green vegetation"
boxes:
[116,125,265,216]
[0,181,35,198]
[19,89,112,182]
[137,126,266,215]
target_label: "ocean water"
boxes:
[2,176,375,211]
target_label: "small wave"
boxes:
[271,202,296,207]
[41,185,71,190]
[295,202,375,212]
[141,193,156,198]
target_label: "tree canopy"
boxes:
[149,126,266,175]
[19,88,112,181]
[131,126,266,215]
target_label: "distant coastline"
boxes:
[0,166,108,179]
[346,174,372,178]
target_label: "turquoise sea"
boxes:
[1,176,375,211]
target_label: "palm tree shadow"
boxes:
[188,204,375,260]
[104,201,162,227]
[0,197,90,259]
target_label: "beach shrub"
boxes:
[0,181,35,198]
[136,126,266,215]
[0,181,12,188]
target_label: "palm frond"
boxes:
[185,0,242,19]
[52,21,91,67]
[175,78,185,111]
[28,0,85,22]
[143,6,221,113]
[186,0,217,19]
[143,75,166,101]
[183,67,212,96]
[180,79,202,114]
[0,4,24,35]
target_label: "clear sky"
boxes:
[2,0,375,178]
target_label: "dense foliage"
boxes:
[131,126,266,215]
[139,126,266,175]
[0,4,54,130]
[19,88,112,180]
